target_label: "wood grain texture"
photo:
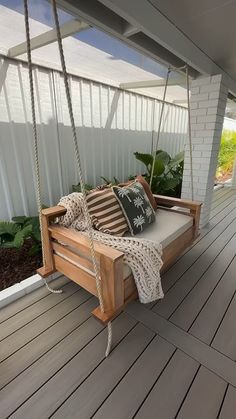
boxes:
[176,366,227,419]
[93,336,175,419]
[218,385,236,419]
[10,313,137,419]
[0,275,69,324]
[135,350,199,419]
[0,297,96,391]
[0,287,87,363]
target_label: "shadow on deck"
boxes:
[0,188,236,418]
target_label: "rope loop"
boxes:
[51,0,112,356]
[24,0,62,294]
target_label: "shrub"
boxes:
[134,150,184,197]
[216,130,236,180]
[0,215,42,255]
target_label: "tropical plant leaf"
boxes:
[168,151,184,169]
[155,150,171,165]
[100,176,111,185]
[162,177,179,191]
[31,217,41,242]
[134,152,153,169]
[0,221,20,237]
[72,183,93,192]
[153,159,165,176]
[13,224,32,248]
[113,177,120,185]
[0,241,18,248]
[12,216,31,225]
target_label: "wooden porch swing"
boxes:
[24,0,201,355]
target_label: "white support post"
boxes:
[231,157,236,189]
[181,74,228,226]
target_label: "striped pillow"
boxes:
[86,188,129,236]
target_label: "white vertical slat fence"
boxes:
[0,57,188,220]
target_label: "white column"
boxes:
[231,157,236,189]
[181,74,228,226]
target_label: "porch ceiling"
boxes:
[58,0,236,97]
[148,0,236,82]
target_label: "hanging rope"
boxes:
[149,65,194,201]
[51,0,112,357]
[186,65,194,200]
[149,67,171,188]
[24,0,62,294]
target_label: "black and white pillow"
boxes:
[112,182,155,235]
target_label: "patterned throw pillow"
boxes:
[118,176,157,210]
[86,188,129,236]
[135,175,157,210]
[112,182,155,235]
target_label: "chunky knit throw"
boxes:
[57,193,164,303]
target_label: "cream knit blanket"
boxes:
[57,193,164,303]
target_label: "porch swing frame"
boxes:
[25,2,201,324]
[38,197,201,324]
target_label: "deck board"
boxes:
[135,350,199,419]
[0,280,78,341]
[10,314,138,419]
[93,337,175,419]
[0,188,236,419]
[0,288,90,363]
[153,218,236,318]
[189,257,236,344]
[0,275,69,324]
[0,297,97,390]
[218,385,236,419]
[170,236,236,331]
[176,366,227,419]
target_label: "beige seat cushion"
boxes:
[126,208,193,248]
[55,209,193,280]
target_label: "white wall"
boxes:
[0,57,188,220]
[223,117,236,131]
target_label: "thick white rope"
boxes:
[149,67,171,188]
[24,0,62,294]
[51,0,112,357]
[186,65,194,201]
[149,65,194,202]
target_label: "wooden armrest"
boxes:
[153,194,202,211]
[41,205,67,218]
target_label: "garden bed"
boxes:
[0,239,42,291]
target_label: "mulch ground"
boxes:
[0,239,42,291]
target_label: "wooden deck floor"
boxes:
[1,187,236,419]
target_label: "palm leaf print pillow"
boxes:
[112,182,155,235]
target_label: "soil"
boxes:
[0,239,42,291]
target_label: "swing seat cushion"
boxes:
[126,208,193,248]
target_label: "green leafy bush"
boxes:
[134,149,184,197]
[0,215,42,254]
[72,183,93,193]
[216,130,236,180]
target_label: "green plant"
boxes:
[100,176,120,186]
[0,215,42,254]
[72,183,93,193]
[216,130,236,179]
[134,149,184,197]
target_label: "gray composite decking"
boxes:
[0,187,236,419]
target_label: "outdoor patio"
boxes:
[1,186,236,419]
